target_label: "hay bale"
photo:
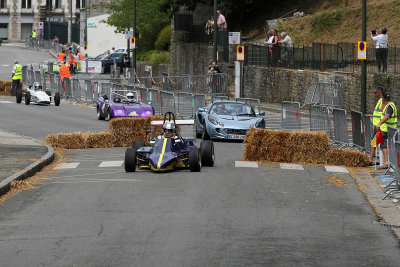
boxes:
[46,132,86,149]
[328,148,370,167]
[84,132,115,148]
[288,130,330,164]
[244,128,291,162]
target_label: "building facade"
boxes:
[0,0,106,42]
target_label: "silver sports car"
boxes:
[195,100,265,140]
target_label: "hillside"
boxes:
[246,0,400,47]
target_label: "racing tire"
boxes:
[106,109,112,121]
[54,92,61,106]
[45,90,51,96]
[25,92,31,105]
[97,106,105,120]
[202,123,210,140]
[16,90,22,104]
[124,148,137,172]
[132,141,145,150]
[189,147,201,172]
[200,140,215,167]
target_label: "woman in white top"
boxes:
[371,27,388,72]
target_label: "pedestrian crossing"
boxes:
[54,160,350,173]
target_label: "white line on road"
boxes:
[54,162,80,169]
[98,160,124,168]
[325,166,349,173]
[235,161,259,168]
[280,163,304,170]
[2,64,9,67]
[0,101,13,103]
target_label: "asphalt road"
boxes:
[0,47,399,266]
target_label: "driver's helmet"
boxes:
[33,82,40,90]
[126,92,135,102]
[163,121,175,138]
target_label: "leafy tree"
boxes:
[103,0,169,52]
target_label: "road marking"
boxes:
[280,163,304,170]
[2,64,9,67]
[54,162,80,169]
[325,166,349,173]
[235,161,259,168]
[0,101,13,103]
[99,160,124,168]
[50,178,143,184]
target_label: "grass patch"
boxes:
[311,10,344,34]
[138,50,170,66]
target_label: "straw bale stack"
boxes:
[46,132,86,149]
[288,130,330,164]
[85,132,115,148]
[244,128,291,162]
[0,80,25,96]
[327,148,370,167]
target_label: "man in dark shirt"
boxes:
[208,61,221,74]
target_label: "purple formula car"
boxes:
[97,90,154,120]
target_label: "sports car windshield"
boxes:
[210,103,255,116]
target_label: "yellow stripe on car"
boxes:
[157,137,168,169]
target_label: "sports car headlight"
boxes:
[208,116,224,127]
[255,119,264,128]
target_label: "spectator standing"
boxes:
[371,27,388,73]
[110,47,116,54]
[376,92,397,169]
[205,16,214,44]
[10,60,22,96]
[208,61,221,75]
[57,50,66,65]
[217,10,227,45]
[264,30,280,66]
[53,36,59,44]
[368,86,383,165]
[123,54,130,68]
[278,32,293,67]
[31,30,37,39]
[208,61,222,94]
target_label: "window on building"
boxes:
[76,0,85,9]
[21,0,31,8]
[55,0,61,9]
[0,0,7,9]
[45,0,51,9]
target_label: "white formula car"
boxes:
[16,82,61,106]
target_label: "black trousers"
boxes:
[375,48,388,72]
[10,79,20,96]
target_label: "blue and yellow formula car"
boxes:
[124,112,215,172]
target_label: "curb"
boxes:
[0,132,54,197]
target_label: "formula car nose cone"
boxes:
[149,138,177,171]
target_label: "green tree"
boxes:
[103,0,169,52]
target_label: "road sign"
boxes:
[237,46,244,61]
[83,45,88,55]
[39,22,44,29]
[130,37,136,49]
[229,32,241,45]
[125,31,133,39]
[358,41,367,60]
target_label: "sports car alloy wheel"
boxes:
[97,107,105,120]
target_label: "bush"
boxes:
[311,10,343,34]
[155,25,171,51]
[137,50,171,66]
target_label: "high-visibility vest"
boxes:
[380,102,398,132]
[59,64,71,80]
[372,98,383,126]
[78,52,84,61]
[57,52,66,63]
[32,31,37,38]
[69,54,75,65]
[12,64,22,80]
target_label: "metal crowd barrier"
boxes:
[351,110,365,150]
[71,78,81,101]
[309,105,332,137]
[332,108,349,147]
[194,94,206,112]
[138,87,149,102]
[383,140,400,199]
[281,101,301,130]
[178,92,194,118]
[160,90,176,115]
[148,88,160,115]
[237,98,261,114]
[64,77,72,98]
[162,73,170,91]
[303,82,342,108]
[387,127,398,174]
[363,115,374,153]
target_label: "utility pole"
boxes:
[132,0,136,71]
[68,0,72,42]
[361,0,367,114]
[213,0,217,63]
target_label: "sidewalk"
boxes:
[0,129,54,196]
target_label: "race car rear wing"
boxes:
[151,120,194,126]
[151,120,195,139]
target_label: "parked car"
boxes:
[101,52,128,74]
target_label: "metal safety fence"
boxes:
[310,105,332,137]
[281,101,301,130]
[303,82,342,108]
[332,108,349,147]
[351,111,365,150]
